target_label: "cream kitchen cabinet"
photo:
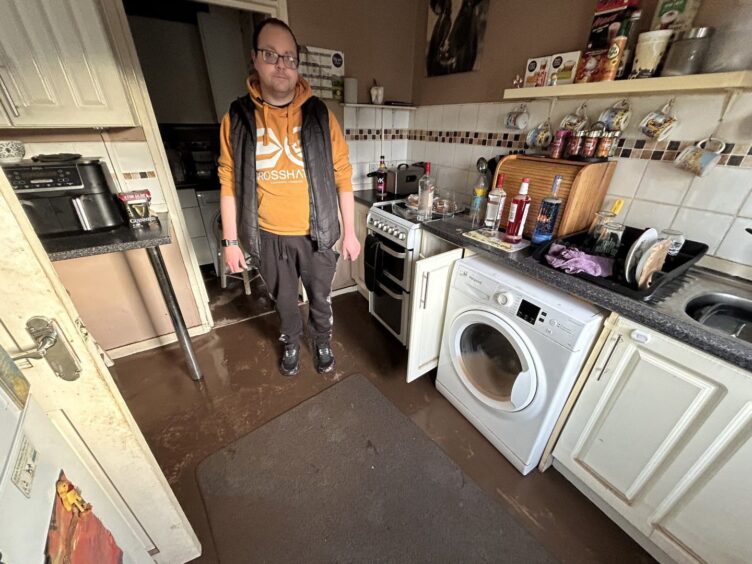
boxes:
[553,315,752,564]
[352,200,369,297]
[0,0,134,127]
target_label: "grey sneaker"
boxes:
[280,343,300,377]
[314,341,336,374]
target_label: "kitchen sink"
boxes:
[685,293,752,343]
[654,268,752,346]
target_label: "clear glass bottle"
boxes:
[531,175,563,245]
[503,178,532,244]
[483,173,506,232]
[375,155,388,198]
[417,162,435,221]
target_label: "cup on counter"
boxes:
[629,30,674,78]
[0,140,25,163]
[370,85,384,105]
[640,99,678,142]
[674,137,726,177]
[505,104,530,130]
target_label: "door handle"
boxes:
[0,69,20,118]
[11,317,81,381]
[380,245,406,259]
[377,282,404,301]
[420,272,430,309]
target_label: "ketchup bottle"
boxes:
[503,177,532,244]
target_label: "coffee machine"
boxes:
[1,157,124,237]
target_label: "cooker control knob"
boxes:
[493,292,512,306]
[388,227,396,235]
[398,233,406,240]
[375,221,383,229]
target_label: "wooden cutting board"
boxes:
[492,155,616,239]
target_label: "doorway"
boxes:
[124,0,273,327]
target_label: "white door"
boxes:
[0,0,134,127]
[406,248,463,382]
[0,349,150,563]
[446,309,538,412]
[0,175,199,561]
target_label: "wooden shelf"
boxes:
[503,71,752,100]
[341,103,417,110]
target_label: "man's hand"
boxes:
[224,245,246,273]
[341,233,361,261]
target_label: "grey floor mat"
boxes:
[196,374,557,563]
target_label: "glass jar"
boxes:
[581,130,602,158]
[661,27,715,77]
[566,130,586,157]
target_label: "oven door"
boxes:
[368,229,411,288]
[369,274,409,345]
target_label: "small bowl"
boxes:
[0,140,25,163]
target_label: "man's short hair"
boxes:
[253,18,300,60]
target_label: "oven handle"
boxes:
[377,281,404,301]
[379,244,406,259]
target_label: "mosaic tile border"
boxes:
[344,128,752,168]
[346,128,526,149]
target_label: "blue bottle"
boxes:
[531,175,563,245]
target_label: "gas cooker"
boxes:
[367,199,422,249]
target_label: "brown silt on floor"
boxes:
[111,292,654,563]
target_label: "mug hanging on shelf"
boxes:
[599,99,632,132]
[505,104,530,130]
[674,137,726,177]
[560,102,590,132]
[526,119,552,150]
[640,99,678,141]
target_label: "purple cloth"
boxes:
[545,243,614,277]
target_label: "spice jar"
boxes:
[566,130,586,158]
[596,131,617,158]
[549,129,570,159]
[581,130,602,158]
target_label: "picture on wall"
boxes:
[426,0,490,76]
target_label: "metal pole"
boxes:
[146,246,203,381]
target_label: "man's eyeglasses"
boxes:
[257,48,299,70]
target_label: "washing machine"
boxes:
[436,256,604,475]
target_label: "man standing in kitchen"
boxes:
[218,18,359,377]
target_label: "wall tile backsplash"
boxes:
[345,93,752,268]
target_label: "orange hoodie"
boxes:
[218,75,352,236]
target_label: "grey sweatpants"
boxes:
[258,229,339,346]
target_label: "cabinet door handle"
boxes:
[0,71,20,118]
[630,329,651,344]
[420,272,429,309]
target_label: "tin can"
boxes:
[566,130,586,157]
[582,131,602,158]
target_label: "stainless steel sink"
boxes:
[655,268,752,345]
[685,293,752,343]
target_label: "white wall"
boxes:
[343,93,752,270]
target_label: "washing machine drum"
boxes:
[448,310,538,412]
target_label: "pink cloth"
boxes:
[545,243,614,277]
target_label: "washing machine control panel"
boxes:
[455,265,583,348]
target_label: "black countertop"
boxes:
[422,214,752,372]
[353,189,404,206]
[43,213,171,262]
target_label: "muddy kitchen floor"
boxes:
[111,291,653,564]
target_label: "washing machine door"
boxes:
[447,309,538,412]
